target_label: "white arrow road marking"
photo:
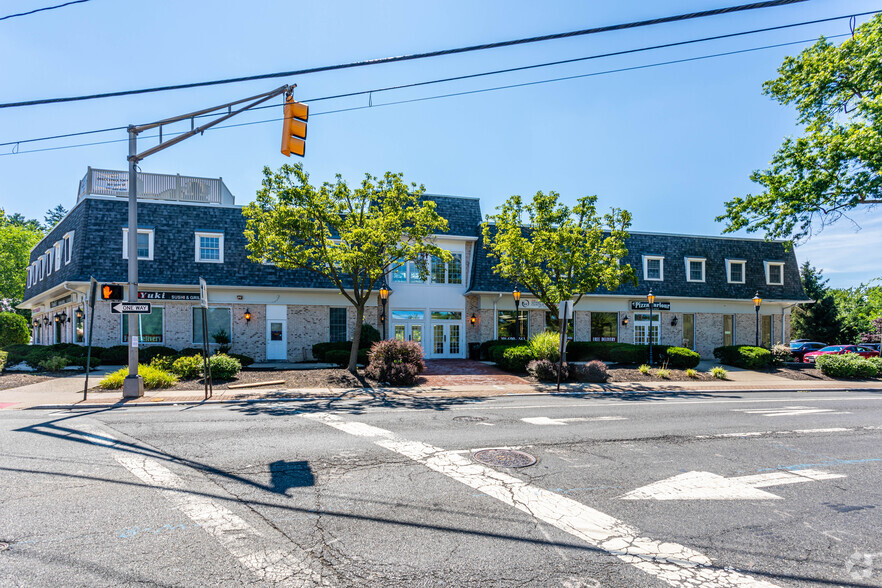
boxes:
[732,406,850,417]
[301,413,778,588]
[620,468,846,501]
[522,416,628,426]
[73,424,331,586]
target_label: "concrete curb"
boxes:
[23,386,882,410]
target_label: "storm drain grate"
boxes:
[472,448,537,468]
[453,416,488,423]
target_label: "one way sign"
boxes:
[111,302,152,314]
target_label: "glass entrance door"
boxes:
[392,321,425,354]
[431,323,461,358]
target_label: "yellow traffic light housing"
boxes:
[281,94,308,157]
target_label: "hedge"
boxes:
[663,347,701,369]
[499,345,534,373]
[816,354,879,379]
[312,341,352,362]
[325,348,368,367]
[0,350,7,372]
[609,344,648,365]
[478,339,522,360]
[713,345,771,369]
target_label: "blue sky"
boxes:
[1,0,880,288]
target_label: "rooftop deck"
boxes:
[77,167,235,206]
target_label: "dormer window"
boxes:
[764,261,784,285]
[726,259,746,284]
[643,255,664,281]
[195,232,224,263]
[685,257,705,282]
[123,229,154,260]
[63,231,74,264]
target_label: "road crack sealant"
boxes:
[301,412,780,588]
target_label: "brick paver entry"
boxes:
[419,360,528,387]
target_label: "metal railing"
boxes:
[77,167,235,205]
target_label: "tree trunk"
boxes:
[348,305,365,374]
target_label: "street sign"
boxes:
[199,277,208,308]
[111,302,152,314]
[557,299,574,320]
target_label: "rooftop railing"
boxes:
[77,167,235,205]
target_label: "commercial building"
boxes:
[20,168,808,360]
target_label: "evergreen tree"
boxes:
[791,261,842,343]
[44,205,68,228]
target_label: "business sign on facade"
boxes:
[630,300,671,311]
[138,291,201,301]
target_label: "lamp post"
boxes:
[753,292,762,347]
[379,281,390,340]
[647,289,655,366]
[512,287,522,340]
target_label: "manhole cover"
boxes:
[453,416,488,423]
[473,448,537,468]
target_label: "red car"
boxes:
[803,345,880,363]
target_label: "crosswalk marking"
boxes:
[522,416,627,426]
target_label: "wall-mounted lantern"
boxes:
[244,308,252,322]
[621,316,629,326]
[470,313,477,326]
[671,316,678,327]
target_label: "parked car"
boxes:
[860,343,881,353]
[789,341,827,362]
[803,345,880,364]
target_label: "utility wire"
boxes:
[0,33,850,158]
[0,0,92,22]
[0,0,810,109]
[3,9,874,149]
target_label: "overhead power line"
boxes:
[0,0,809,109]
[2,9,874,149]
[0,32,851,158]
[0,0,92,22]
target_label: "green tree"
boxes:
[242,164,450,373]
[717,14,882,242]
[790,262,842,343]
[43,205,68,229]
[0,312,30,346]
[0,209,44,313]
[831,282,882,343]
[482,191,636,330]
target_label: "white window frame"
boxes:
[45,250,53,276]
[122,228,155,260]
[191,305,233,345]
[764,261,784,286]
[195,231,224,263]
[726,259,746,284]
[53,242,63,271]
[26,266,32,287]
[35,260,42,281]
[63,231,74,264]
[684,257,706,283]
[642,255,664,281]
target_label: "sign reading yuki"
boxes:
[137,291,201,301]
[630,300,671,311]
[111,302,152,314]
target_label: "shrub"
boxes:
[710,366,728,379]
[611,344,648,365]
[713,345,771,369]
[664,347,701,369]
[148,355,177,372]
[38,355,69,372]
[654,368,671,379]
[0,312,30,347]
[99,364,178,389]
[312,341,351,362]
[359,323,381,347]
[816,354,878,379]
[576,360,608,383]
[178,347,204,357]
[325,349,350,367]
[209,354,242,380]
[638,364,651,374]
[66,355,101,370]
[228,353,255,367]
[365,339,425,386]
[867,356,882,377]
[139,346,178,364]
[529,331,560,362]
[101,345,130,365]
[567,342,621,361]
[770,343,794,365]
[478,339,521,360]
[211,329,232,354]
[24,347,54,369]
[1,343,34,365]
[171,355,203,378]
[500,345,534,372]
[685,368,699,378]
[651,345,671,364]
[0,350,7,372]
[527,359,569,382]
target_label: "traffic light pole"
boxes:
[120,85,292,399]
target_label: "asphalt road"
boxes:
[1,389,880,587]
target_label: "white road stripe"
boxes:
[73,424,329,586]
[301,412,778,588]
[732,406,850,417]
[522,416,627,426]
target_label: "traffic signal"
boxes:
[101,284,124,301]
[281,94,308,157]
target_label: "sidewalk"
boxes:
[2,367,881,410]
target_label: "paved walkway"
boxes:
[420,359,529,387]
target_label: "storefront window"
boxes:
[430,311,462,321]
[545,312,573,340]
[723,314,734,346]
[761,315,772,348]
[75,311,85,343]
[329,308,347,342]
[682,314,694,350]
[391,263,407,283]
[633,313,660,345]
[192,307,231,344]
[122,307,164,343]
[497,310,528,339]
[591,312,618,342]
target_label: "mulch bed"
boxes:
[159,368,375,391]
[0,371,61,391]
[522,366,714,385]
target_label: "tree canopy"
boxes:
[0,208,44,314]
[790,262,842,344]
[482,191,636,328]
[242,164,450,372]
[717,14,882,242]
